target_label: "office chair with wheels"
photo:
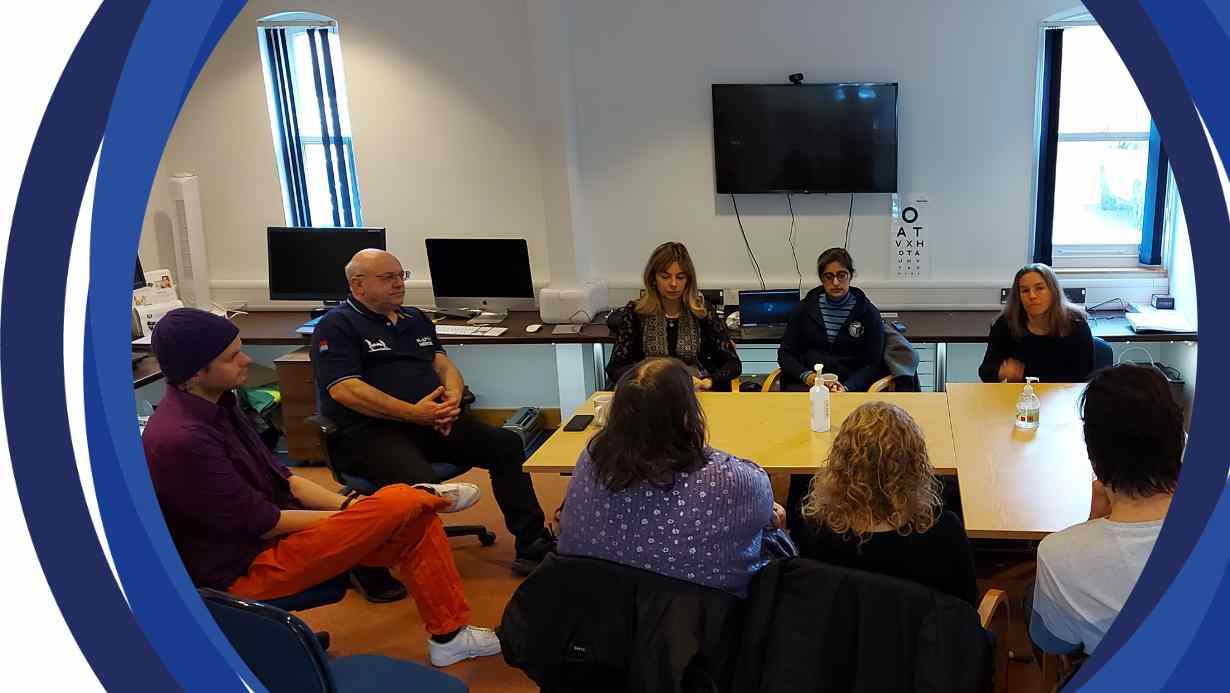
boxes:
[305,410,497,547]
[200,588,467,693]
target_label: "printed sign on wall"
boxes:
[891,193,930,279]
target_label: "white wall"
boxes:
[140,0,1099,310]
[141,0,550,308]
[567,0,1073,295]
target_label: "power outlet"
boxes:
[999,288,1009,304]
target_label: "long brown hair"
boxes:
[801,402,942,542]
[1002,263,1086,338]
[634,242,708,318]
[586,358,708,492]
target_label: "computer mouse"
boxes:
[526,323,542,333]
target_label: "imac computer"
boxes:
[267,227,387,310]
[424,238,536,314]
[134,256,147,289]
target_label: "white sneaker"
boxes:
[413,482,480,513]
[428,625,502,667]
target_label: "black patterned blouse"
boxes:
[604,301,742,390]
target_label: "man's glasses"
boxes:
[820,271,851,283]
[355,271,410,282]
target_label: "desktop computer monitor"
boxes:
[267,226,387,301]
[424,238,536,312]
[134,256,147,289]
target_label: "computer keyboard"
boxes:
[434,324,508,336]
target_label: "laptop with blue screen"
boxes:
[738,289,800,339]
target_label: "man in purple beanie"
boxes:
[142,308,504,666]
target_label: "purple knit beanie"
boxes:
[151,308,240,385]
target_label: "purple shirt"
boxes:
[559,446,774,597]
[142,387,303,590]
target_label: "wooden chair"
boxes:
[978,589,1012,693]
[758,368,896,393]
[761,368,784,392]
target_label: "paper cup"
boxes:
[593,394,614,427]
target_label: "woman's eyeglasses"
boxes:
[820,271,851,283]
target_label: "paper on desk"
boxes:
[1125,307,1194,333]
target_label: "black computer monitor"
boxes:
[134,256,147,289]
[424,238,536,312]
[267,226,387,301]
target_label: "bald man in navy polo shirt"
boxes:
[312,249,555,576]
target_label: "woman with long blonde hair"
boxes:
[795,401,977,605]
[604,242,741,390]
[979,263,1094,383]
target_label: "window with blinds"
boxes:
[257,12,363,227]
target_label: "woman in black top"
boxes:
[606,242,741,390]
[979,263,1094,383]
[793,401,978,606]
[778,248,884,392]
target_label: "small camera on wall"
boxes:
[788,73,804,85]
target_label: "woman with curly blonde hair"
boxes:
[794,401,977,605]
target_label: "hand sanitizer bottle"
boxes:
[810,364,830,433]
[1015,376,1041,430]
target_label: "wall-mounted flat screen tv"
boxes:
[712,82,898,194]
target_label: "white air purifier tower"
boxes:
[168,172,212,309]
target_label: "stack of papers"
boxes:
[1125,307,1195,333]
[132,267,183,343]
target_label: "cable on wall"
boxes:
[731,194,766,290]
[786,193,802,291]
[843,192,854,249]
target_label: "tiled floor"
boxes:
[289,465,1044,692]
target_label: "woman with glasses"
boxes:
[605,242,741,391]
[777,247,884,392]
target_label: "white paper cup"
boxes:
[593,394,614,427]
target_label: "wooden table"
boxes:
[524,391,957,475]
[948,383,1093,539]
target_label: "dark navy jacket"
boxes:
[777,286,885,391]
[311,297,445,430]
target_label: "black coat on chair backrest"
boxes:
[497,554,742,693]
[734,558,991,693]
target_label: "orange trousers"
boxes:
[228,484,471,635]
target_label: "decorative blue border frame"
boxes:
[2,1,1225,689]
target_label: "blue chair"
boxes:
[306,412,497,547]
[1093,336,1113,372]
[200,588,467,693]
[262,573,349,613]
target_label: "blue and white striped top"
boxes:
[819,291,855,341]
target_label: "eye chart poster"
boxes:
[891,193,930,279]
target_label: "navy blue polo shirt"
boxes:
[311,296,446,429]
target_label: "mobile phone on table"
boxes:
[563,414,594,432]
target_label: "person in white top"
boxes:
[1029,364,1182,656]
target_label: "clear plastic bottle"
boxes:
[810,364,830,432]
[1015,376,1041,430]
